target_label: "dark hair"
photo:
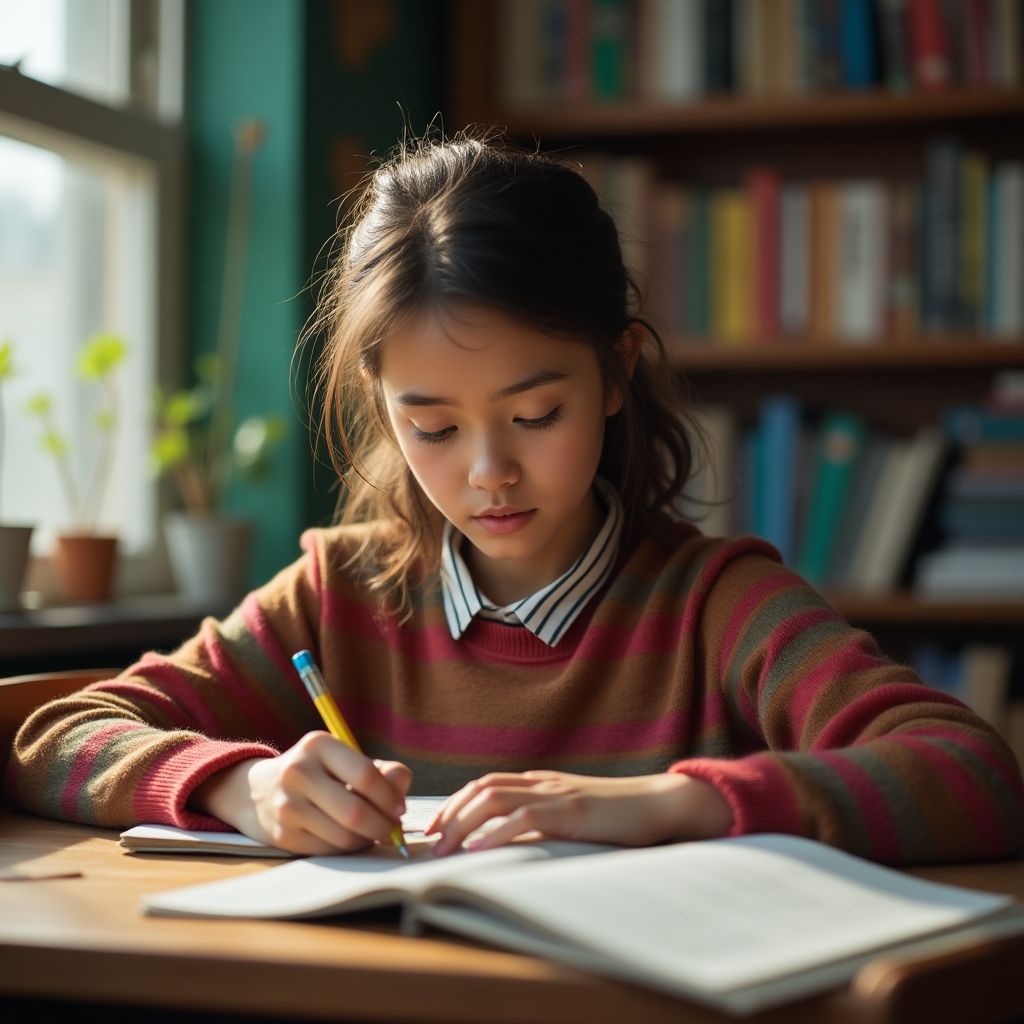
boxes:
[306,126,701,617]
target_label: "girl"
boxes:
[9,129,1023,865]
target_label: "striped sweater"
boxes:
[7,522,1023,865]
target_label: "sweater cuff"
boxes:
[134,738,279,830]
[669,754,803,837]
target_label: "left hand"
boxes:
[425,770,733,856]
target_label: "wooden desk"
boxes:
[1,813,1022,1024]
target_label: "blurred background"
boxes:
[1,0,1022,759]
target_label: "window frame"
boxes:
[0,39,185,597]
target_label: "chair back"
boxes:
[1,669,116,758]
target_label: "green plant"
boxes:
[0,338,13,517]
[26,332,127,532]
[151,354,285,513]
[150,116,284,515]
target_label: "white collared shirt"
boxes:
[440,477,624,647]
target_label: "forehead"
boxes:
[379,306,597,384]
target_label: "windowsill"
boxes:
[0,593,231,675]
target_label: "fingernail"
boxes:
[395,803,406,818]
[464,834,487,851]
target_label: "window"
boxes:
[0,0,184,596]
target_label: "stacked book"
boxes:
[498,0,1024,107]
[578,143,1024,344]
[916,386,1024,599]
[682,397,949,594]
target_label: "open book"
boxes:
[141,833,1022,1015]
[120,796,448,857]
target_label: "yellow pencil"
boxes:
[291,649,409,859]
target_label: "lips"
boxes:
[472,508,537,536]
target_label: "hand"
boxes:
[425,770,733,856]
[190,731,411,855]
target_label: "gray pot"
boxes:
[0,523,33,612]
[164,513,253,606]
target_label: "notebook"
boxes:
[120,796,447,857]
[139,832,1022,1015]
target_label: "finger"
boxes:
[310,734,407,822]
[431,786,552,857]
[425,774,539,836]
[306,767,407,846]
[463,805,550,852]
[266,796,376,855]
[374,759,413,806]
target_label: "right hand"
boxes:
[190,731,411,855]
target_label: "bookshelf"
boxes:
[447,2,1024,668]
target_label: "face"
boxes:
[379,306,622,604]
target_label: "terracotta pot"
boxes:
[53,533,119,603]
[164,513,253,605]
[0,523,34,612]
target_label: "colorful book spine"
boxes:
[758,395,802,565]
[840,0,877,87]
[797,412,867,585]
[908,0,952,90]
[591,0,630,99]
[748,168,782,341]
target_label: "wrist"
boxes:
[189,758,263,830]
[655,773,733,841]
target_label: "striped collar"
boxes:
[440,477,623,648]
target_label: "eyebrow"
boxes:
[394,369,570,407]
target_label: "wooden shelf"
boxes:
[668,338,1024,373]
[477,88,1024,140]
[829,592,1024,625]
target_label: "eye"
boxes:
[515,406,563,430]
[412,425,456,445]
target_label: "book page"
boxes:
[121,796,450,856]
[142,839,609,918]
[415,834,1014,997]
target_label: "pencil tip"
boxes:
[399,844,410,859]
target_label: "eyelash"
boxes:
[412,406,563,445]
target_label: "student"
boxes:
[8,129,1023,865]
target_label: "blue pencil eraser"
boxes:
[291,650,315,673]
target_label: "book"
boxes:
[120,797,448,857]
[140,831,1023,1016]
[758,395,802,564]
[852,426,947,593]
[796,411,867,586]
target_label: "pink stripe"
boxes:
[346,698,689,759]
[60,721,143,818]
[896,724,1024,803]
[887,733,1008,854]
[810,681,962,751]
[240,593,309,700]
[129,653,225,735]
[82,674,202,731]
[719,572,794,671]
[675,753,803,836]
[680,536,780,647]
[134,738,279,828]
[200,619,291,744]
[815,749,901,862]
[322,589,690,663]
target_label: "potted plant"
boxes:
[151,117,284,605]
[0,339,34,612]
[26,332,127,603]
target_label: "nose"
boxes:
[467,435,519,492]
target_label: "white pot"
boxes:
[0,523,33,612]
[164,513,253,606]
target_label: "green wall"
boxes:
[186,0,306,586]
[186,0,445,586]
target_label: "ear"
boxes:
[605,322,645,416]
